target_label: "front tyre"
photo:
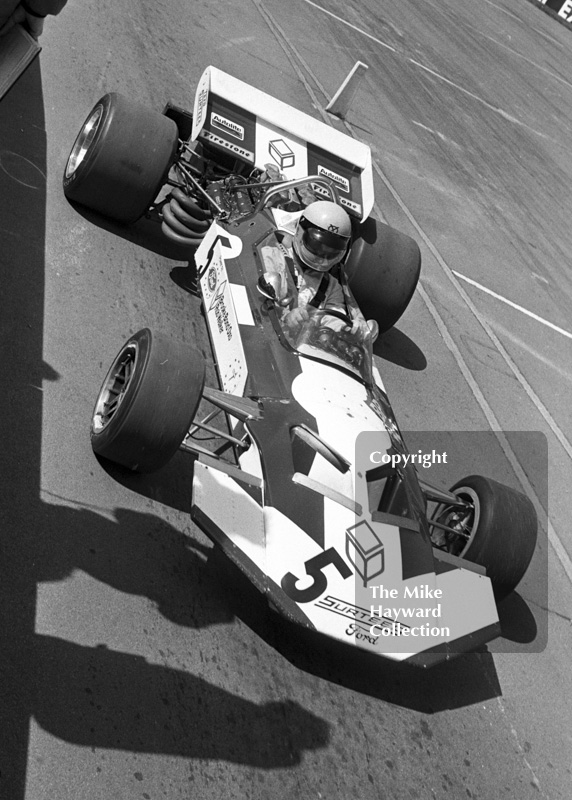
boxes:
[345,217,421,334]
[91,329,205,472]
[63,93,179,224]
[429,475,537,599]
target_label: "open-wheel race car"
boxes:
[64,66,537,667]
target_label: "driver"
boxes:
[259,200,378,341]
[286,199,352,328]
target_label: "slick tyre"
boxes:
[63,93,179,224]
[430,475,537,599]
[345,217,421,334]
[91,329,205,472]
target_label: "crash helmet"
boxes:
[293,200,352,272]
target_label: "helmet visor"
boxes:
[295,218,350,271]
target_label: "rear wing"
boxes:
[191,65,374,221]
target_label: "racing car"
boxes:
[64,66,537,667]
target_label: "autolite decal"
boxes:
[317,165,350,193]
[211,112,245,141]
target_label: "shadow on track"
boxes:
[374,325,427,371]
[202,548,505,714]
[0,61,328,800]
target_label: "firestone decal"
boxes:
[339,196,361,214]
[200,129,254,161]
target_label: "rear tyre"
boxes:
[345,217,421,333]
[429,475,537,598]
[91,328,205,472]
[63,93,179,224]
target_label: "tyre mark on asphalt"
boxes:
[253,0,572,584]
[296,0,549,139]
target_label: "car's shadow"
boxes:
[200,547,513,714]
[66,200,196,261]
[78,459,537,713]
[374,326,427,371]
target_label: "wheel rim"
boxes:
[92,343,138,434]
[65,105,104,178]
[429,486,480,557]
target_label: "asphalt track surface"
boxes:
[0,0,570,798]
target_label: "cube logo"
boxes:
[346,520,385,586]
[269,138,295,170]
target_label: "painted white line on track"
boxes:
[418,280,572,587]
[371,156,572,462]
[487,321,572,384]
[254,0,572,582]
[407,58,546,137]
[452,271,572,340]
[298,0,548,138]
[464,25,572,92]
[298,0,396,53]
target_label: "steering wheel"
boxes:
[322,307,353,327]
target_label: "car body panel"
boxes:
[191,214,501,667]
[191,65,374,220]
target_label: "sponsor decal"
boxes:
[346,520,384,587]
[269,138,296,170]
[197,89,208,125]
[317,164,350,194]
[345,622,379,646]
[327,224,339,233]
[211,112,245,141]
[200,129,254,162]
[339,196,361,214]
[312,184,362,215]
[195,223,248,395]
[191,69,210,142]
[210,283,233,340]
[207,265,218,293]
[315,595,409,637]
